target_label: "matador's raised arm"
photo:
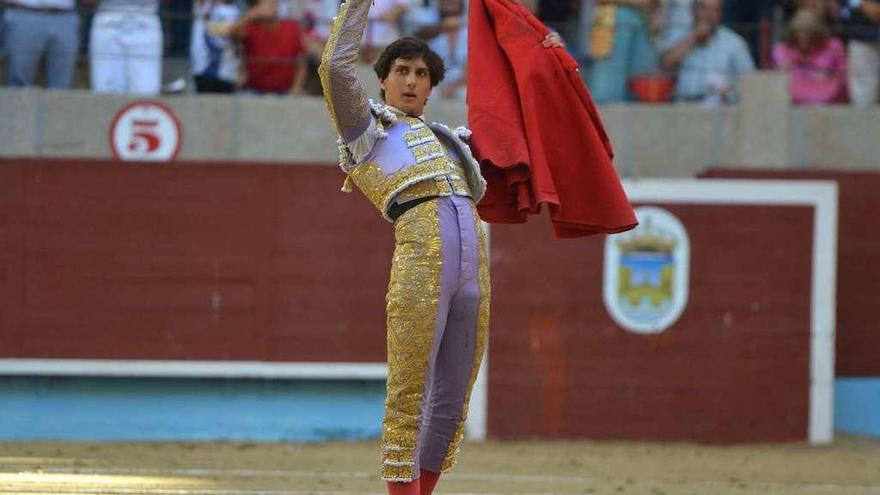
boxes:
[318,0,375,148]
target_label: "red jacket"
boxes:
[467,0,637,237]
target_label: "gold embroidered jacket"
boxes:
[317,0,487,221]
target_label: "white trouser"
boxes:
[89,11,163,95]
[848,40,880,107]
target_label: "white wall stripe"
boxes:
[0,360,387,380]
[464,221,492,442]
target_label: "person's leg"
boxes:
[416,197,489,493]
[4,9,49,87]
[195,75,237,93]
[386,480,419,495]
[418,469,441,495]
[44,11,79,89]
[90,12,125,93]
[383,198,459,490]
[125,13,162,95]
[848,40,880,107]
[216,79,237,93]
[194,75,208,93]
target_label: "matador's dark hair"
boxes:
[373,37,446,100]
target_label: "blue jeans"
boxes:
[3,8,80,89]
[587,5,658,103]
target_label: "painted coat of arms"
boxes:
[603,207,690,334]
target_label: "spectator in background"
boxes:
[656,0,694,51]
[721,0,777,63]
[539,0,578,47]
[430,0,468,98]
[773,9,848,104]
[86,0,163,95]
[362,0,411,61]
[164,0,195,58]
[584,0,660,103]
[400,0,466,97]
[3,0,80,89]
[277,0,297,18]
[191,0,241,93]
[513,0,539,14]
[231,0,308,95]
[844,0,880,106]
[402,0,440,37]
[661,0,755,105]
[302,0,341,96]
[787,0,842,24]
[404,0,460,38]
[304,0,339,44]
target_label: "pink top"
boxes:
[772,37,848,105]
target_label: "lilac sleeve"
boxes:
[318,0,377,148]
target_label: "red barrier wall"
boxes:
[0,159,391,362]
[0,160,831,443]
[702,169,880,377]
[488,204,814,442]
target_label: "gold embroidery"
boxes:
[349,157,450,219]
[347,128,472,220]
[394,176,472,204]
[440,140,463,169]
[382,200,443,481]
[441,204,490,473]
[403,126,435,148]
[448,163,466,178]
[395,177,452,203]
[402,116,426,129]
[348,161,387,206]
[451,176,470,196]
[412,142,445,163]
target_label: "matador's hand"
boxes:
[542,32,565,49]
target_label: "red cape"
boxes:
[467,0,637,237]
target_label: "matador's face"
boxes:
[380,57,433,116]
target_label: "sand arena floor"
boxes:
[1,437,879,494]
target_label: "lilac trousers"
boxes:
[380,194,490,482]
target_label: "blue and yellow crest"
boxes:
[603,207,690,334]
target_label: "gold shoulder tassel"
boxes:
[341,175,354,193]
